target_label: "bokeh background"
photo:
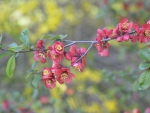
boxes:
[0,0,150,113]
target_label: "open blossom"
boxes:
[97,28,117,39]
[65,45,86,72]
[138,23,150,43]
[54,66,75,84]
[117,18,133,33]
[42,67,56,89]
[43,78,56,89]
[47,41,64,63]
[116,18,133,42]
[130,24,140,42]
[94,28,110,57]
[34,51,47,63]
[42,67,53,79]
[34,40,47,63]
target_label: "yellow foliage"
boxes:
[129,5,138,13]
[103,99,119,113]
[23,86,33,99]
[67,97,77,109]
[75,68,102,83]
[82,102,103,113]
[50,82,66,99]
[111,2,123,11]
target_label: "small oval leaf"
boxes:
[139,70,150,90]
[32,61,38,70]
[139,62,150,70]
[20,29,29,44]
[0,52,12,59]
[137,47,150,61]
[32,75,42,88]
[6,55,16,78]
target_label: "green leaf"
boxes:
[0,52,12,59]
[59,34,67,40]
[26,70,34,80]
[137,47,150,61]
[32,61,38,70]
[32,75,42,88]
[8,42,17,48]
[29,42,34,49]
[40,34,56,40]
[14,46,24,52]
[0,35,2,44]
[139,70,150,90]
[40,34,67,41]
[27,69,34,73]
[20,29,29,44]
[139,62,150,70]
[6,55,16,78]
[15,53,19,57]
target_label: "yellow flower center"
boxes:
[74,65,80,71]
[39,53,45,58]
[122,23,129,29]
[43,70,49,76]
[61,73,68,79]
[145,30,150,36]
[56,45,62,51]
[46,80,51,85]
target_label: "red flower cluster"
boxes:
[94,18,150,57]
[65,45,86,72]
[34,40,87,89]
[33,18,150,89]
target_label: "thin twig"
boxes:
[64,42,76,48]
[68,42,94,68]
[0,31,136,53]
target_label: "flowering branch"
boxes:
[1,18,150,90]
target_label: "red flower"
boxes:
[42,67,56,89]
[98,48,109,57]
[117,18,133,33]
[115,18,133,42]
[132,108,140,113]
[39,96,49,104]
[65,45,86,72]
[94,28,112,57]
[139,23,150,43]
[34,40,47,63]
[94,36,110,57]
[36,40,44,49]
[2,100,10,110]
[97,28,117,39]
[145,108,150,113]
[130,24,140,42]
[42,67,53,79]
[47,41,64,63]
[43,78,56,89]
[54,67,75,84]
[34,51,46,63]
